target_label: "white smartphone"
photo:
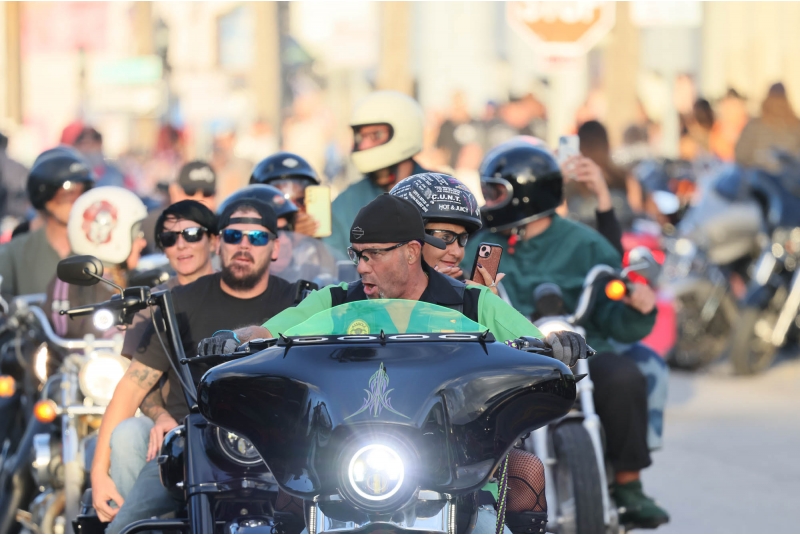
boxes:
[558,135,580,165]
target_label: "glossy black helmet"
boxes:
[390,173,482,234]
[217,184,298,229]
[479,140,563,232]
[250,152,319,186]
[27,146,96,210]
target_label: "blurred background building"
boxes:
[1,1,800,197]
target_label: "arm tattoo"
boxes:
[125,360,163,391]
[139,383,168,421]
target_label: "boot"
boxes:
[612,480,669,529]
[504,511,548,534]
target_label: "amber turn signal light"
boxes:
[33,400,58,424]
[605,279,628,301]
[0,375,15,398]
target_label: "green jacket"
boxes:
[0,228,62,297]
[462,215,655,353]
[323,161,429,259]
[264,263,542,343]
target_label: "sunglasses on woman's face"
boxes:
[158,226,208,248]
[221,229,274,246]
[183,186,215,198]
[425,229,469,247]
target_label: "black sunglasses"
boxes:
[425,229,469,247]
[158,226,208,248]
[183,186,215,197]
[347,241,409,265]
[221,229,275,246]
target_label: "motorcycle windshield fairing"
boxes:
[197,300,576,507]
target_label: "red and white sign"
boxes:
[506,1,616,59]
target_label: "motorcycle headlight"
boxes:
[347,444,405,502]
[78,352,129,406]
[92,309,117,331]
[34,343,49,383]
[215,427,262,466]
[535,320,576,337]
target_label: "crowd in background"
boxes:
[2,77,800,232]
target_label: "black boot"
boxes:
[504,511,548,534]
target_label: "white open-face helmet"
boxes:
[349,90,424,174]
[67,186,148,265]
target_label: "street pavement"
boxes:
[637,355,800,533]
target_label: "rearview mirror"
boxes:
[57,256,104,286]
[624,246,661,283]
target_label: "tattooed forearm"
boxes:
[234,325,271,343]
[139,384,168,421]
[125,360,163,391]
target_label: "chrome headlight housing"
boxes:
[78,352,129,406]
[535,319,577,337]
[215,427,262,466]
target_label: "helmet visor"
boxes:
[271,179,308,207]
[480,178,514,210]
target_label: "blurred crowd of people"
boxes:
[2,78,800,232]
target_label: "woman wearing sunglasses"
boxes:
[154,200,219,286]
[390,172,505,294]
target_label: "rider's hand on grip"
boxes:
[544,331,590,367]
[197,330,240,357]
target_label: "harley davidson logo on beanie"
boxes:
[349,194,446,250]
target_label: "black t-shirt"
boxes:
[128,272,297,421]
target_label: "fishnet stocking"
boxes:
[275,489,305,517]
[506,449,547,513]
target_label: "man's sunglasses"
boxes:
[221,229,275,246]
[425,229,469,247]
[347,241,408,265]
[183,186,215,197]
[158,227,208,248]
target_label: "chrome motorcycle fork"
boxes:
[529,428,556,525]
[771,268,800,347]
[60,368,82,534]
[575,359,612,528]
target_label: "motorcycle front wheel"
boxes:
[670,292,737,370]
[728,307,779,375]
[552,422,605,534]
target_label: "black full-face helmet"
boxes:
[479,140,563,232]
[390,173,482,234]
[217,184,298,229]
[27,146,96,210]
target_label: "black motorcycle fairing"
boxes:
[197,339,576,501]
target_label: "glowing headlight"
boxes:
[674,238,696,257]
[34,343,49,383]
[92,309,116,331]
[347,444,405,501]
[536,320,576,337]
[78,352,129,405]
[215,427,262,465]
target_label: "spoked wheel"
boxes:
[552,422,605,534]
[729,306,779,375]
[670,292,737,370]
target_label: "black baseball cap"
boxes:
[350,194,446,250]
[218,198,278,235]
[178,161,217,194]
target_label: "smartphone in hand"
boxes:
[558,135,580,166]
[304,185,332,238]
[470,243,503,286]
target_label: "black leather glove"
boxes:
[197,330,240,357]
[544,331,589,367]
